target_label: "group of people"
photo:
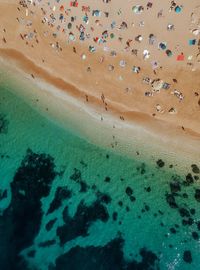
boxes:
[16,0,200,118]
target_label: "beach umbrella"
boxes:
[110,33,115,39]
[175,6,182,13]
[159,42,167,50]
[68,23,72,29]
[166,50,172,57]
[69,32,75,41]
[83,15,89,24]
[89,45,96,52]
[102,30,108,38]
[188,39,196,45]
[92,10,101,17]
[132,5,144,14]
[177,53,184,61]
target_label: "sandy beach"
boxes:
[0,0,200,169]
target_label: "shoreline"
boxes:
[0,50,200,174]
[1,2,200,269]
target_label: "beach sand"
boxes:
[0,0,200,168]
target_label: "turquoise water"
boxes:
[0,78,200,270]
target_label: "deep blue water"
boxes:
[0,77,200,270]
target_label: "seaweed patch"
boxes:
[0,149,57,269]
[57,199,109,245]
[54,237,159,270]
[47,186,72,215]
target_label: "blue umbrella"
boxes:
[175,6,182,13]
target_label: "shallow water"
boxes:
[0,77,200,270]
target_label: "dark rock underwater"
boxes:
[0,146,199,269]
[0,148,160,270]
[0,149,57,269]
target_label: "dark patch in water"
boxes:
[156,159,165,168]
[104,176,111,183]
[196,221,200,231]
[192,231,199,240]
[125,186,133,196]
[47,187,71,215]
[170,228,176,234]
[0,189,7,201]
[91,184,97,190]
[70,168,81,182]
[112,212,118,221]
[39,239,56,248]
[183,250,192,263]
[96,191,112,204]
[170,181,181,193]
[54,237,159,270]
[80,160,87,168]
[145,186,151,192]
[0,149,57,269]
[46,218,57,232]
[57,199,109,245]
[136,163,146,174]
[179,208,190,218]
[79,180,89,192]
[70,168,89,192]
[182,193,188,199]
[190,208,195,215]
[165,193,178,208]
[118,201,123,207]
[194,189,200,202]
[184,173,194,186]
[134,248,159,270]
[144,204,150,212]
[27,250,36,258]
[0,113,8,134]
[130,195,136,202]
[0,154,10,159]
[182,218,194,226]
[191,164,200,174]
